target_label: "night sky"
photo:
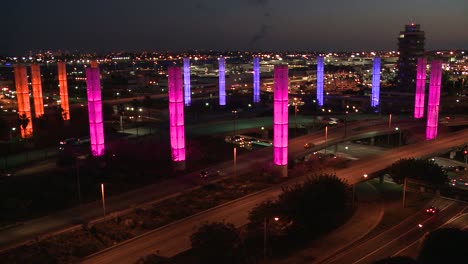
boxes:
[3,0,467,56]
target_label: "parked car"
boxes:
[304,143,315,149]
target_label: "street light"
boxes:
[264,216,280,260]
[388,113,392,129]
[395,127,402,146]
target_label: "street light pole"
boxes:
[263,217,267,261]
[294,104,298,137]
[388,113,392,129]
[233,147,237,183]
[402,177,407,208]
[101,183,106,216]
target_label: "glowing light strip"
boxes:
[316,56,324,106]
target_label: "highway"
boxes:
[81,129,468,263]
[322,200,467,264]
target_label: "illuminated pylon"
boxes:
[426,60,442,140]
[414,57,427,119]
[57,62,70,120]
[30,64,44,117]
[371,57,381,108]
[168,66,186,165]
[316,56,324,106]
[273,65,288,177]
[253,56,260,103]
[183,58,191,106]
[14,65,33,138]
[86,66,105,156]
[219,57,226,106]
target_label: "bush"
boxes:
[190,222,242,264]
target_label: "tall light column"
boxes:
[183,57,191,106]
[371,57,381,108]
[219,57,226,106]
[30,64,44,118]
[273,65,288,177]
[57,62,70,120]
[253,56,260,103]
[426,60,442,140]
[86,66,105,156]
[316,56,324,106]
[14,65,33,138]
[168,66,186,168]
[414,57,427,119]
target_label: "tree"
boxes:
[190,222,242,264]
[387,158,447,185]
[373,256,417,264]
[278,174,351,235]
[418,228,468,264]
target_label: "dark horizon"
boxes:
[3,0,468,56]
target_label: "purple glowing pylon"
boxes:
[219,57,226,106]
[168,66,186,162]
[253,56,260,103]
[86,67,105,156]
[316,56,324,106]
[273,65,288,168]
[414,57,427,119]
[371,57,381,108]
[426,60,442,140]
[183,57,191,106]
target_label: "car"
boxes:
[199,170,221,178]
[425,206,439,214]
[304,143,315,149]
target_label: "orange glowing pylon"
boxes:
[30,64,44,118]
[57,62,70,120]
[13,65,33,138]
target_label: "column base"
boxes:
[173,160,186,171]
[274,164,288,178]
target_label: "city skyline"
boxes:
[3,0,467,56]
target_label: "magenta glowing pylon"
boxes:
[219,57,226,106]
[316,56,324,106]
[426,60,442,140]
[183,57,191,106]
[85,67,105,156]
[371,57,381,107]
[253,56,260,103]
[168,66,186,161]
[273,65,288,166]
[414,57,427,119]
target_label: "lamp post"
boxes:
[395,127,402,146]
[388,113,392,128]
[232,110,238,136]
[264,216,279,260]
[101,183,106,216]
[293,98,298,137]
[402,177,407,208]
[233,147,237,183]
